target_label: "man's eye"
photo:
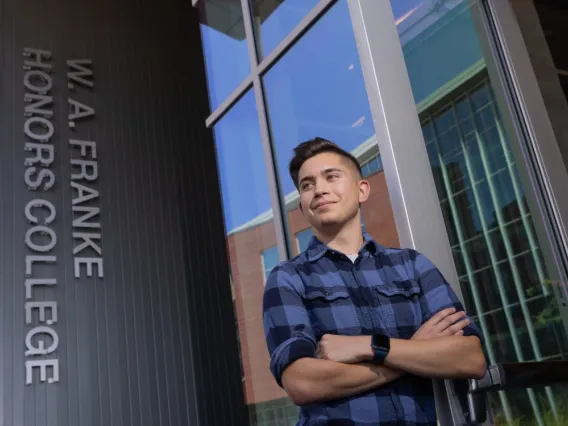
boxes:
[328,174,339,180]
[301,183,313,191]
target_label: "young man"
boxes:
[262,138,486,425]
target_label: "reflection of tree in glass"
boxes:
[530,280,565,326]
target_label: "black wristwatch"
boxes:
[371,333,391,364]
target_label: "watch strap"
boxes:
[371,333,390,364]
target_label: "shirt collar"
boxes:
[305,231,383,262]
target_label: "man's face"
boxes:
[297,152,369,230]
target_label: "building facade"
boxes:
[198,0,568,425]
[0,0,248,424]
[1,0,568,425]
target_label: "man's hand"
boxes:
[316,334,373,364]
[412,307,469,340]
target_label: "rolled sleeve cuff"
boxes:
[270,336,316,388]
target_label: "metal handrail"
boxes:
[470,361,568,393]
[462,360,568,424]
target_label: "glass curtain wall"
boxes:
[199,0,568,425]
[198,1,399,425]
[387,0,568,424]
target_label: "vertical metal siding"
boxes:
[0,0,247,424]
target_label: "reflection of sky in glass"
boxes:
[262,246,280,279]
[391,0,425,21]
[253,0,320,58]
[264,0,375,196]
[297,228,313,253]
[213,90,271,232]
[199,5,250,110]
[392,0,484,105]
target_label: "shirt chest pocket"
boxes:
[372,280,423,338]
[302,287,362,338]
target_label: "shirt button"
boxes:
[324,291,331,296]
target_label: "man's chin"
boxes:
[314,217,342,229]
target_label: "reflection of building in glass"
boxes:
[422,79,568,421]
[201,0,568,425]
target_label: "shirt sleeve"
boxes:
[413,251,484,344]
[263,265,317,388]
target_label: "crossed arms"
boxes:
[281,309,485,405]
[263,255,486,406]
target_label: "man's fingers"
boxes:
[444,318,470,335]
[429,308,466,330]
[437,311,467,331]
[427,307,457,325]
[453,330,464,336]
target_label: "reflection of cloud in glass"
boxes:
[395,3,422,25]
[352,116,365,128]
[391,0,424,21]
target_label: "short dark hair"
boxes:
[289,137,362,189]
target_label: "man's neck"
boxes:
[315,217,364,255]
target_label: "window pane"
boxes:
[265,0,399,250]
[212,90,287,423]
[391,0,568,422]
[250,0,320,59]
[361,155,382,178]
[261,246,279,280]
[199,0,250,110]
[296,228,313,253]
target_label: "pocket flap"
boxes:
[303,288,350,301]
[374,280,421,297]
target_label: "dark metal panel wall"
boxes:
[0,0,247,424]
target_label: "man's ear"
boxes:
[359,179,370,203]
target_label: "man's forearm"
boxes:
[384,336,486,379]
[282,357,403,406]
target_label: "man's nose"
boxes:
[314,179,330,195]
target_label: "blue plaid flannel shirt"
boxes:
[263,233,483,425]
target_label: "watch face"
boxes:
[373,333,390,350]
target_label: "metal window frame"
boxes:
[483,0,568,298]
[347,0,568,424]
[202,0,337,128]
[197,0,339,260]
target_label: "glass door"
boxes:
[348,0,568,424]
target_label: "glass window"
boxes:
[361,154,383,177]
[261,246,279,281]
[264,0,399,250]
[198,0,251,110]
[250,0,320,59]
[391,0,568,423]
[212,90,288,423]
[296,228,313,253]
